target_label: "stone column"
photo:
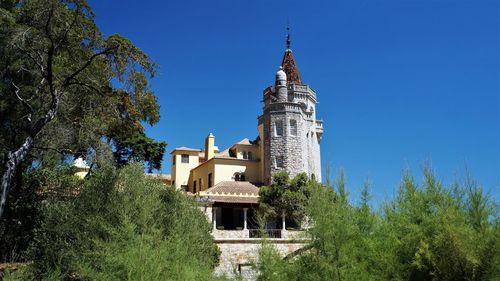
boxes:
[243,208,248,230]
[282,212,287,239]
[282,212,286,230]
[213,207,217,230]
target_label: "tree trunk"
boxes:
[0,137,34,219]
[0,95,59,220]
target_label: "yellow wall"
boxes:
[214,158,261,185]
[189,158,216,192]
[171,150,200,189]
[188,158,262,192]
[73,167,89,179]
[175,133,267,193]
[234,144,260,160]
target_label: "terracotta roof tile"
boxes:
[202,181,259,196]
[281,49,302,84]
[206,196,259,204]
[199,181,260,203]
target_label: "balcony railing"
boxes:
[248,229,282,239]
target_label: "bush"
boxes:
[22,164,221,280]
[257,168,499,281]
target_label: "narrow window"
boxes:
[276,156,284,168]
[242,151,248,159]
[290,119,297,136]
[247,151,253,160]
[208,173,213,188]
[193,180,197,193]
[198,178,202,190]
[275,120,284,136]
[172,156,176,165]
[181,154,189,163]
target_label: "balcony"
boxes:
[210,206,306,241]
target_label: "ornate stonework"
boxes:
[259,48,323,184]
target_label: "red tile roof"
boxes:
[281,49,302,84]
[200,181,260,204]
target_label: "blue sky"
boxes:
[88,0,499,205]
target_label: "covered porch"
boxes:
[198,181,302,240]
[212,203,294,239]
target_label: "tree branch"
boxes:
[62,47,115,89]
[32,145,74,155]
[55,3,81,49]
[67,78,104,96]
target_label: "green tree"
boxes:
[257,167,499,281]
[0,0,165,219]
[10,164,221,280]
[259,172,311,225]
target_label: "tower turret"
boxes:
[275,66,287,102]
[258,30,323,184]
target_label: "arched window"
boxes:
[234,172,246,181]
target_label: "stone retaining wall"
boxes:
[214,239,307,280]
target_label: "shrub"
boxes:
[24,164,221,280]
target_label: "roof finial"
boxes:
[286,20,291,50]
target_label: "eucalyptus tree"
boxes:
[0,0,165,218]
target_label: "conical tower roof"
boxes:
[281,49,302,84]
[280,27,302,84]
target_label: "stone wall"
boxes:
[260,83,322,184]
[214,239,307,280]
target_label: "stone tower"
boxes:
[258,34,323,184]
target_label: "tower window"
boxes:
[172,156,176,166]
[275,120,284,136]
[208,173,213,188]
[242,151,248,159]
[248,151,253,160]
[276,156,284,168]
[290,119,297,136]
[181,154,189,163]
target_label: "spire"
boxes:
[286,24,291,50]
[281,25,302,84]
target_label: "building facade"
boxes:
[165,36,325,279]
[170,43,323,192]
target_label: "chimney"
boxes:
[205,133,215,161]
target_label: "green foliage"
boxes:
[259,172,311,223]
[0,0,166,259]
[17,164,220,280]
[257,168,499,281]
[0,0,166,180]
[383,167,498,281]
[0,165,82,262]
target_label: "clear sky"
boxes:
[88,0,499,205]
